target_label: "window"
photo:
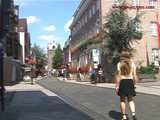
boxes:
[96,0,100,10]
[114,0,120,5]
[135,22,141,32]
[83,18,85,26]
[85,14,87,23]
[152,48,160,66]
[72,27,75,35]
[78,21,81,29]
[150,22,157,36]
[92,4,96,15]
[149,0,156,7]
[132,0,140,6]
[15,27,18,32]
[89,8,92,18]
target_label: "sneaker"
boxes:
[121,115,129,120]
[121,118,129,120]
[132,115,137,120]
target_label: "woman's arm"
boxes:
[115,63,121,92]
[115,72,120,89]
[132,63,139,85]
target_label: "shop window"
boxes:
[150,22,157,36]
[149,0,157,7]
[132,0,140,6]
[114,0,120,5]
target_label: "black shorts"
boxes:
[118,79,136,97]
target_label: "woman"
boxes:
[115,52,138,120]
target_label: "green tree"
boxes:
[52,44,63,69]
[31,44,46,66]
[103,0,143,58]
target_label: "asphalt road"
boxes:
[38,76,160,120]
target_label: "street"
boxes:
[38,76,160,120]
[1,0,160,120]
[0,81,93,120]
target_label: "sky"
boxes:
[14,0,80,52]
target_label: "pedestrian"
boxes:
[115,51,138,120]
[90,68,97,84]
[97,64,104,83]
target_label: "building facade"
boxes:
[68,0,160,70]
[63,36,71,65]
[69,0,101,69]
[0,0,24,83]
[18,18,31,64]
[0,0,20,57]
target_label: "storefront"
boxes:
[152,48,160,67]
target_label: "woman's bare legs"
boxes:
[127,96,136,115]
[120,97,127,119]
[128,96,137,120]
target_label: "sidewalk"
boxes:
[58,77,160,96]
[0,81,93,120]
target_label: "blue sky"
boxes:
[14,0,80,51]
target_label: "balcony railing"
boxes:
[71,10,100,43]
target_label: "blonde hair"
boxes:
[120,59,131,75]
[119,51,132,75]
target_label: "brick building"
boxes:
[68,0,160,69]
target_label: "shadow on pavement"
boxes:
[108,110,121,120]
[0,91,93,120]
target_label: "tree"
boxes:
[31,44,46,67]
[101,0,143,82]
[52,44,63,69]
[103,0,143,59]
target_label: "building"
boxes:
[68,0,160,70]
[63,35,71,65]
[18,18,31,64]
[0,0,20,58]
[0,0,23,83]
[69,0,101,69]
[47,41,57,71]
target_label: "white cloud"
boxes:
[38,34,65,47]
[64,17,73,33]
[38,34,63,42]
[14,0,31,6]
[43,25,56,32]
[39,35,55,41]
[25,16,40,25]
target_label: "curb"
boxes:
[56,77,160,97]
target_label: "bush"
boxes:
[139,65,158,74]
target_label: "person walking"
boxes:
[115,52,138,120]
[97,65,104,83]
